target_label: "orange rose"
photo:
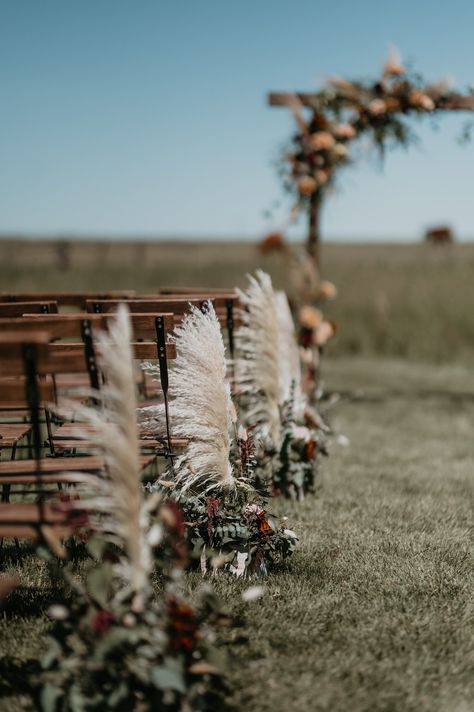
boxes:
[308,131,336,151]
[298,305,323,330]
[313,320,336,346]
[298,176,318,195]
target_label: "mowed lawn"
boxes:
[1,358,473,712]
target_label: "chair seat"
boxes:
[0,472,89,486]
[0,502,73,540]
[0,454,156,476]
[0,423,32,447]
[50,423,187,450]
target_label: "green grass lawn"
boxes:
[2,358,473,712]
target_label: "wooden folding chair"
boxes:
[1,312,181,462]
[87,295,240,358]
[0,332,66,538]
[0,332,157,503]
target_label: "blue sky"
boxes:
[1,0,474,240]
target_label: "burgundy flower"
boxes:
[90,609,114,635]
[167,597,200,654]
[205,496,221,540]
[53,491,90,531]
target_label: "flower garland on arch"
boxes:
[269,48,474,263]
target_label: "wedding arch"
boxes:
[268,50,474,268]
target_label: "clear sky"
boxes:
[2,0,474,241]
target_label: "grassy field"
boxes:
[1,357,473,711]
[2,238,474,362]
[1,239,473,710]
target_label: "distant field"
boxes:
[2,238,474,363]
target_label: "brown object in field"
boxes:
[259,232,287,254]
[424,226,454,245]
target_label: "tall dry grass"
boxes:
[2,237,474,362]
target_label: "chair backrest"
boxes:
[0,331,52,459]
[0,301,58,317]
[0,376,56,406]
[87,298,210,317]
[86,296,240,355]
[0,291,136,309]
[158,287,237,296]
[0,313,176,358]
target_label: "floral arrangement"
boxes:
[178,426,298,577]
[297,301,337,405]
[36,307,228,711]
[279,48,474,216]
[38,506,228,712]
[139,302,298,576]
[235,271,329,499]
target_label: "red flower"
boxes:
[306,440,316,460]
[53,491,90,531]
[165,499,187,538]
[90,609,114,635]
[167,597,200,654]
[205,496,221,540]
[257,511,272,535]
[299,328,313,348]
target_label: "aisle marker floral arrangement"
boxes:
[38,307,228,711]
[140,302,298,577]
[235,270,329,500]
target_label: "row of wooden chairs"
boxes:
[0,288,240,550]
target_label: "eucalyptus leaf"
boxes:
[40,683,63,712]
[93,627,134,661]
[151,657,186,693]
[41,637,63,670]
[68,682,87,712]
[86,535,107,561]
[107,680,129,707]
[86,562,114,608]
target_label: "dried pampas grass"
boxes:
[142,303,236,493]
[235,270,281,445]
[275,290,304,417]
[63,306,150,603]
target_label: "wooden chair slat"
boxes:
[0,454,155,475]
[0,302,58,318]
[0,377,55,405]
[0,292,136,308]
[86,298,206,315]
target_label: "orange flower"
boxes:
[258,511,272,535]
[298,305,323,330]
[298,176,318,195]
[409,90,435,111]
[382,47,405,77]
[368,99,387,116]
[259,232,286,254]
[318,280,338,300]
[306,440,316,460]
[334,123,356,140]
[313,320,336,346]
[309,131,336,151]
